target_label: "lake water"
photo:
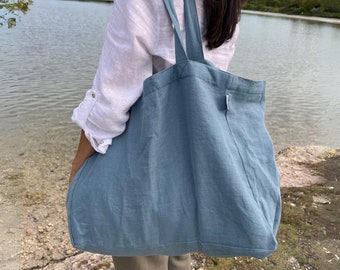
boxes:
[1,0,340,155]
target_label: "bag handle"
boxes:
[163,0,205,63]
[183,0,205,62]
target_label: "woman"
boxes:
[69,0,242,269]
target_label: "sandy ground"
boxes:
[0,144,339,269]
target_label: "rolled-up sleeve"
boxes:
[71,0,160,153]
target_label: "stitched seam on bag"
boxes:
[229,119,280,234]
[201,241,276,252]
[144,74,249,97]
[144,72,264,99]
[224,113,274,232]
[224,114,261,210]
[78,241,276,255]
[225,115,278,237]
[225,121,277,239]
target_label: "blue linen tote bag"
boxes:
[67,0,281,258]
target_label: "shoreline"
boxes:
[75,1,340,25]
[242,9,340,25]
[74,0,340,25]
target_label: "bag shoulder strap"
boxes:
[163,0,205,63]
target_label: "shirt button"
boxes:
[91,93,96,98]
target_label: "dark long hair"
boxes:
[203,0,242,49]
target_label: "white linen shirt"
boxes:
[72,0,239,154]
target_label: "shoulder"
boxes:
[104,0,164,54]
[107,0,163,35]
[112,0,161,19]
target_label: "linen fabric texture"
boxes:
[67,0,281,259]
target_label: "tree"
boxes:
[0,0,33,28]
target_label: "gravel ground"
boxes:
[0,142,338,269]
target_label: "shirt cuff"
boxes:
[85,132,112,154]
[71,89,112,154]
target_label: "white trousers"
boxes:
[112,254,191,270]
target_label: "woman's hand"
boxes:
[69,159,85,184]
[69,130,95,184]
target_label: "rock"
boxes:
[277,146,336,187]
[288,256,301,269]
[313,196,331,204]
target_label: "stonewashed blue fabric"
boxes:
[67,0,281,258]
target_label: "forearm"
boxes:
[69,130,96,183]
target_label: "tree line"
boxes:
[1,0,340,29]
[243,0,340,18]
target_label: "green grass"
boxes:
[243,0,340,19]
